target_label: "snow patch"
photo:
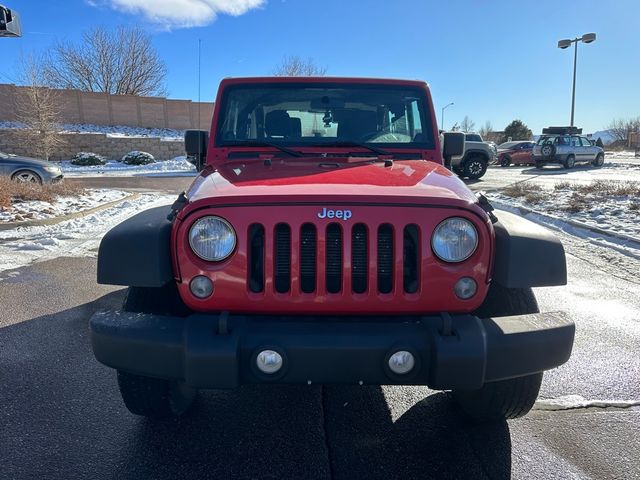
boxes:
[59,156,196,177]
[0,121,183,141]
[0,189,128,223]
[0,193,175,274]
[534,395,640,411]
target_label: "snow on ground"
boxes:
[59,156,196,177]
[487,183,640,241]
[0,189,128,223]
[0,121,183,141]
[0,193,175,275]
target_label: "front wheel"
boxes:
[117,371,197,418]
[12,169,43,184]
[592,153,605,167]
[117,284,196,417]
[452,373,543,422]
[452,283,542,422]
[463,155,488,179]
[563,155,575,169]
[500,156,511,167]
[534,160,545,169]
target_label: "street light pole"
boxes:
[558,33,596,127]
[441,102,454,130]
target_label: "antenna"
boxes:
[197,38,202,168]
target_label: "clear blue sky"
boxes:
[2,0,639,134]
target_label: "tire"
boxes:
[534,160,545,169]
[540,144,555,158]
[12,169,42,184]
[500,155,511,167]
[451,283,542,422]
[117,371,197,418]
[462,155,488,179]
[452,373,543,423]
[563,155,575,169]
[117,284,197,418]
[592,153,605,167]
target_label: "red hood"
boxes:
[182,158,481,216]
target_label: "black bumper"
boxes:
[90,311,574,390]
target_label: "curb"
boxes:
[0,193,140,232]
[490,199,640,248]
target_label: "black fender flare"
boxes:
[97,205,174,287]
[492,210,567,288]
[462,150,490,163]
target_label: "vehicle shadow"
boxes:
[0,292,512,480]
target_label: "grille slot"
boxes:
[300,223,317,293]
[248,224,264,293]
[377,224,394,294]
[403,225,420,293]
[274,223,291,293]
[351,224,368,293]
[326,223,343,293]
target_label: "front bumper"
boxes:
[90,311,574,390]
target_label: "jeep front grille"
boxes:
[247,222,421,295]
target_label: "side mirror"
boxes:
[442,132,465,169]
[185,129,208,171]
[0,6,21,37]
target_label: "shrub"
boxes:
[70,152,107,166]
[0,176,85,210]
[121,151,155,165]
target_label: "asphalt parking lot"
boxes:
[1,167,639,479]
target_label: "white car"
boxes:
[532,133,604,169]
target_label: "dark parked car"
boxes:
[497,141,535,167]
[0,151,63,184]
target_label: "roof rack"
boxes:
[542,126,582,135]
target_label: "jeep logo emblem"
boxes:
[317,208,352,220]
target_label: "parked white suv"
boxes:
[532,127,605,169]
[450,133,495,179]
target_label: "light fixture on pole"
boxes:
[441,102,454,130]
[557,33,596,127]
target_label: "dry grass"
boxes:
[502,182,545,204]
[0,177,84,211]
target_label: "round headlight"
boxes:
[431,217,478,262]
[189,216,236,261]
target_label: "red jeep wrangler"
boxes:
[90,77,574,422]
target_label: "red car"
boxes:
[90,77,573,423]
[497,141,536,167]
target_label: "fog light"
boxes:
[454,277,477,299]
[190,275,213,299]
[388,350,415,375]
[256,350,283,374]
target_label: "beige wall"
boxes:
[0,129,185,161]
[0,83,214,130]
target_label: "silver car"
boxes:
[0,151,64,183]
[532,135,605,169]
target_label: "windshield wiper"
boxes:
[223,141,303,157]
[315,141,391,157]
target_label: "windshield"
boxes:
[0,152,8,159]
[216,83,434,149]
[498,142,518,149]
[465,134,482,142]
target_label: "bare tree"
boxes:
[607,117,640,143]
[43,26,167,96]
[460,116,475,133]
[14,54,65,160]
[273,55,327,76]
[479,120,493,139]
